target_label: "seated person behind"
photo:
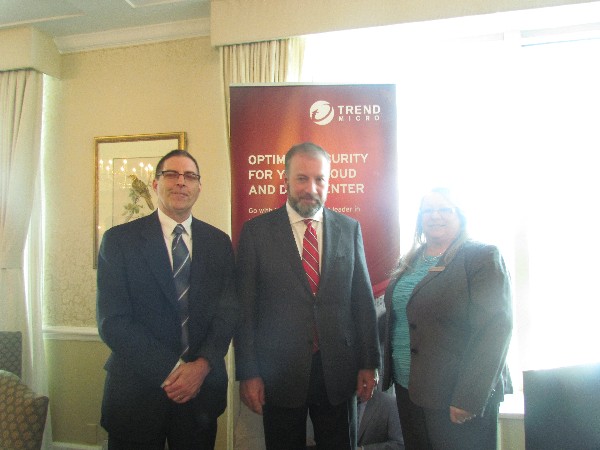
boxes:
[307,389,404,450]
[357,389,404,450]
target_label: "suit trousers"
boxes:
[107,401,217,450]
[263,351,357,450]
[395,384,499,450]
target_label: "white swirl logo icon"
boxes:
[310,100,335,126]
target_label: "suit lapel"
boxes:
[319,208,341,293]
[140,212,178,308]
[269,207,314,296]
[410,248,459,300]
[188,218,206,311]
[357,399,373,442]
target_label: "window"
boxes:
[301,3,600,388]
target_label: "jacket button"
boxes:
[409,323,417,330]
[410,348,418,354]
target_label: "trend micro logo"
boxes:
[309,100,335,126]
[310,99,381,126]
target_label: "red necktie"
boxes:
[302,219,320,352]
[302,219,320,294]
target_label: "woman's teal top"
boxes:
[391,254,440,388]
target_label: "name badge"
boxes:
[429,266,445,272]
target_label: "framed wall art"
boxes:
[94,132,186,267]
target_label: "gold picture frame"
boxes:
[94,132,186,268]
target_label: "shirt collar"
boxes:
[157,208,193,236]
[286,201,324,225]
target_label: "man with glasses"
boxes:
[97,149,238,449]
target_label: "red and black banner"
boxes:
[230,84,398,296]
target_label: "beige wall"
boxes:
[45,339,110,445]
[43,37,230,327]
[42,36,232,447]
[499,416,526,449]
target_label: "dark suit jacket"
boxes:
[97,211,238,439]
[382,240,512,416]
[235,206,380,407]
[358,390,404,450]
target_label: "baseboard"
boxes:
[52,442,104,450]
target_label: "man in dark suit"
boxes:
[97,149,238,449]
[308,389,404,450]
[235,142,381,450]
[357,390,404,450]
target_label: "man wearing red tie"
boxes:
[235,142,380,450]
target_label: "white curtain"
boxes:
[222,37,305,129]
[0,69,50,445]
[223,37,304,85]
[28,166,53,449]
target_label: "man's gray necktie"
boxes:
[172,224,190,359]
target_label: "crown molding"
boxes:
[54,17,210,54]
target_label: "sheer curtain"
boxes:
[0,69,50,445]
[222,37,305,127]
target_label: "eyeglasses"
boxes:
[157,170,201,182]
[420,207,455,217]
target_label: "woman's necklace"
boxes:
[422,247,445,261]
[422,252,440,262]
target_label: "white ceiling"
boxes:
[0,0,211,52]
[5,0,600,53]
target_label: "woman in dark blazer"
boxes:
[381,187,512,450]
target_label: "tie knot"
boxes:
[303,219,313,227]
[173,224,185,236]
